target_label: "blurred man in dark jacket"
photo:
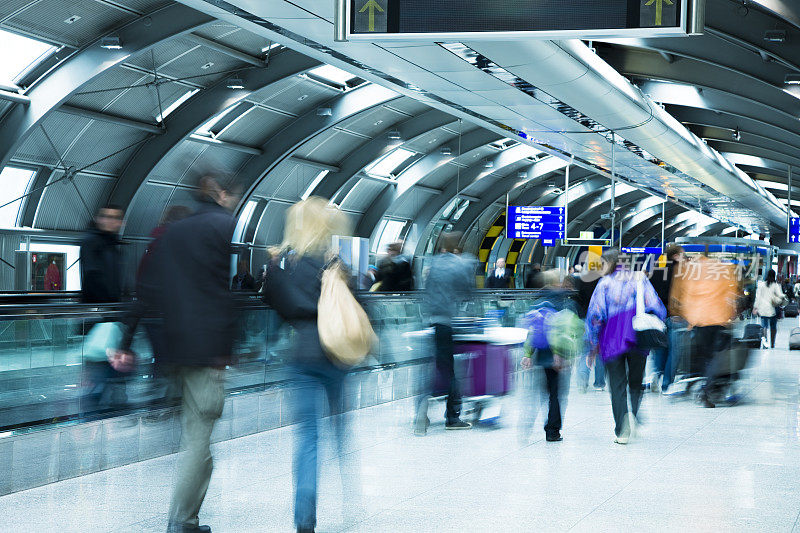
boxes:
[375,241,414,292]
[417,231,475,434]
[80,205,124,303]
[143,177,237,533]
[649,244,685,393]
[485,258,511,289]
[525,263,544,289]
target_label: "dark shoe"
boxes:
[545,433,563,442]
[445,419,472,430]
[700,394,715,408]
[297,528,315,533]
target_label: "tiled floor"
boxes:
[3,320,800,532]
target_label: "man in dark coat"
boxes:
[485,258,511,289]
[375,241,414,291]
[648,244,685,393]
[144,177,237,533]
[80,205,124,303]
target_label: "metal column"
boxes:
[610,132,616,246]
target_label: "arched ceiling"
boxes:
[1,0,795,264]
[594,0,800,224]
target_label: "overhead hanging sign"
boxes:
[507,206,565,240]
[790,217,800,243]
[340,0,703,41]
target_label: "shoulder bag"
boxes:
[318,261,376,367]
[632,272,668,351]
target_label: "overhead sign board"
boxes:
[790,217,800,243]
[562,238,612,247]
[622,247,663,254]
[507,206,565,240]
[340,0,703,41]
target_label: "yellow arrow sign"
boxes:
[645,0,674,26]
[359,0,384,32]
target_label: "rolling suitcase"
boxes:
[790,328,800,350]
[785,303,799,318]
[741,322,763,349]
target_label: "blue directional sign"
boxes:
[507,206,565,240]
[621,247,663,255]
[790,217,800,243]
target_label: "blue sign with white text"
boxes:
[507,206,565,240]
[790,217,800,243]
[621,247,663,255]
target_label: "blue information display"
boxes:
[507,206,565,240]
[790,217,800,243]
[621,247,663,255]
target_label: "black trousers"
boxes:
[543,368,563,436]
[605,352,646,437]
[434,324,461,424]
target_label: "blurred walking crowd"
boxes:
[76,176,788,533]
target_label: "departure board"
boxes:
[507,206,565,240]
[344,0,697,40]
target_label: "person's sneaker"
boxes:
[445,419,472,430]
[614,415,631,445]
[546,433,563,442]
[650,373,661,394]
[168,524,211,533]
[413,416,430,436]
[594,385,605,392]
[614,434,629,445]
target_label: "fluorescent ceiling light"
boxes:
[157,89,199,122]
[307,65,358,87]
[0,166,36,228]
[302,170,329,200]
[262,43,281,53]
[233,200,257,243]
[365,148,415,179]
[0,29,58,84]
[197,103,240,136]
[226,77,244,89]
[100,36,122,49]
[785,73,800,85]
[756,180,788,191]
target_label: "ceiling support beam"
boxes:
[0,89,29,105]
[185,33,267,68]
[60,104,163,134]
[111,50,319,212]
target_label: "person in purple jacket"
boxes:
[585,249,666,445]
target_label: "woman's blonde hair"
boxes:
[280,196,351,257]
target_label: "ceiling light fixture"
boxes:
[387,130,401,141]
[785,73,800,85]
[100,36,122,49]
[733,128,741,141]
[441,147,452,156]
[316,107,332,116]
[226,77,244,90]
[764,30,787,43]
[484,160,494,168]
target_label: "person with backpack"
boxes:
[586,249,666,444]
[519,270,582,443]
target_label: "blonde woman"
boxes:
[261,197,355,533]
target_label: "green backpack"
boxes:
[545,309,585,359]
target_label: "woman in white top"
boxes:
[753,270,786,348]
